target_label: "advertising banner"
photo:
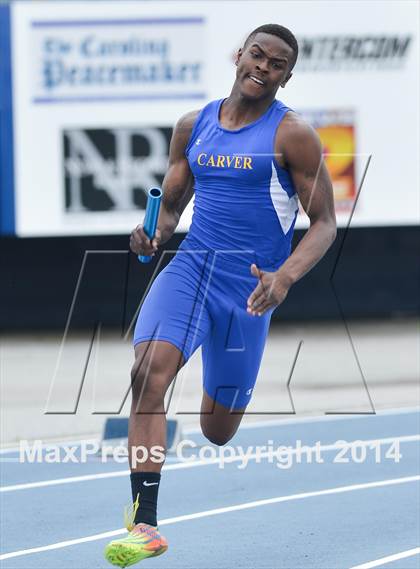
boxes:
[301,109,356,213]
[7,1,419,235]
[63,127,171,213]
[30,17,205,104]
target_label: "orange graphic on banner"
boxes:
[316,125,356,205]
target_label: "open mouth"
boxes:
[247,74,265,87]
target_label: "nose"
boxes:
[256,58,269,73]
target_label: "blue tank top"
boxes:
[183,98,299,271]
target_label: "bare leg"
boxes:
[200,390,246,446]
[128,340,185,472]
[104,341,180,561]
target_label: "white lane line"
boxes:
[185,406,420,434]
[0,469,129,492]
[0,438,99,456]
[0,475,418,561]
[349,547,420,568]
[1,434,419,493]
[1,406,418,455]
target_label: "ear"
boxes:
[235,48,243,66]
[281,72,293,88]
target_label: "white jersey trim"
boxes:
[269,162,299,234]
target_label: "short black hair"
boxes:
[244,24,299,70]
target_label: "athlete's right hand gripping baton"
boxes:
[138,187,162,263]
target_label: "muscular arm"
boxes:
[276,113,337,286]
[157,110,199,244]
[247,113,337,316]
[130,109,199,256]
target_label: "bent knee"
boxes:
[201,426,234,447]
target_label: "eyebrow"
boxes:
[250,43,288,64]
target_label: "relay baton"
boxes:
[138,187,162,263]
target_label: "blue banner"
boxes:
[0,3,15,235]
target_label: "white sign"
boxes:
[30,17,206,103]
[10,0,420,235]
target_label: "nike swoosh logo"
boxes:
[143,481,159,487]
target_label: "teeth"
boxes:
[249,75,264,85]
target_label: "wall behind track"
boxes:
[1,226,418,331]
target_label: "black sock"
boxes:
[130,472,161,527]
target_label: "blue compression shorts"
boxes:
[133,236,275,410]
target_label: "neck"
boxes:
[221,84,275,128]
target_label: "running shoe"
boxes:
[104,494,168,567]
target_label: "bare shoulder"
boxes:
[169,109,201,159]
[174,109,201,141]
[276,111,322,167]
[176,109,201,130]
[279,111,321,147]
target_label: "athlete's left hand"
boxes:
[247,264,291,316]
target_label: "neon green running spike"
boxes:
[104,495,168,567]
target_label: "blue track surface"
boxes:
[0,409,419,568]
